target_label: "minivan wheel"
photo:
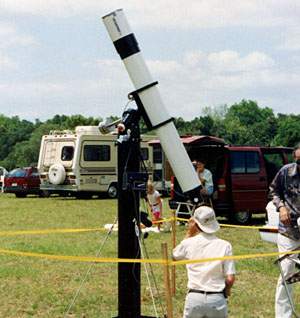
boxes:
[230,211,252,225]
[15,193,26,198]
[107,184,118,199]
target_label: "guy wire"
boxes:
[63,216,118,317]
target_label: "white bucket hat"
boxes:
[193,206,220,234]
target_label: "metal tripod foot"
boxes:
[275,247,300,318]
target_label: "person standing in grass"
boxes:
[270,143,300,318]
[173,206,235,318]
[146,181,163,232]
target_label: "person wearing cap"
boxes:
[173,206,235,318]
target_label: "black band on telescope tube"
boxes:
[131,81,158,95]
[128,82,174,131]
[113,33,140,59]
[151,117,174,130]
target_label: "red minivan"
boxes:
[168,136,293,224]
[4,167,43,198]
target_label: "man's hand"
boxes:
[225,274,235,298]
[199,177,206,185]
[279,206,291,225]
[224,285,231,297]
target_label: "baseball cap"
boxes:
[193,206,220,234]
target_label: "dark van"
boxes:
[167,136,293,224]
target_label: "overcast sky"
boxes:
[0,0,300,121]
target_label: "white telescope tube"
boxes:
[102,9,201,194]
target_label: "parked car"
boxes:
[168,136,293,224]
[4,167,48,198]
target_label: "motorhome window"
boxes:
[141,147,149,160]
[61,146,74,161]
[153,145,162,163]
[153,169,162,181]
[230,151,260,174]
[84,145,110,161]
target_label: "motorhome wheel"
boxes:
[39,190,50,198]
[48,163,66,185]
[107,184,118,198]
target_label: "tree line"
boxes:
[0,100,299,171]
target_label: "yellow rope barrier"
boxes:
[0,228,106,237]
[0,247,298,265]
[0,248,166,264]
[0,215,280,265]
[0,216,271,237]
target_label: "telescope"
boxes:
[102,9,202,318]
[102,9,201,202]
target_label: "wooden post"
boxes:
[161,242,173,318]
[171,210,176,296]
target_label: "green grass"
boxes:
[0,193,299,317]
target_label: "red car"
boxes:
[4,167,45,198]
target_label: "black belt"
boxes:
[188,289,223,295]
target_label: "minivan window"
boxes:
[231,151,260,174]
[61,146,74,161]
[84,145,110,161]
[263,153,284,182]
[246,152,260,173]
[263,153,283,171]
[141,147,149,161]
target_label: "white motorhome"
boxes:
[38,126,169,198]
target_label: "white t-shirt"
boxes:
[147,190,161,206]
[198,168,213,191]
[173,232,235,291]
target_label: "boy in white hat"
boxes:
[173,206,235,318]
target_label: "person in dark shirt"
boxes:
[269,143,300,318]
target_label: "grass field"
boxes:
[0,193,299,317]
